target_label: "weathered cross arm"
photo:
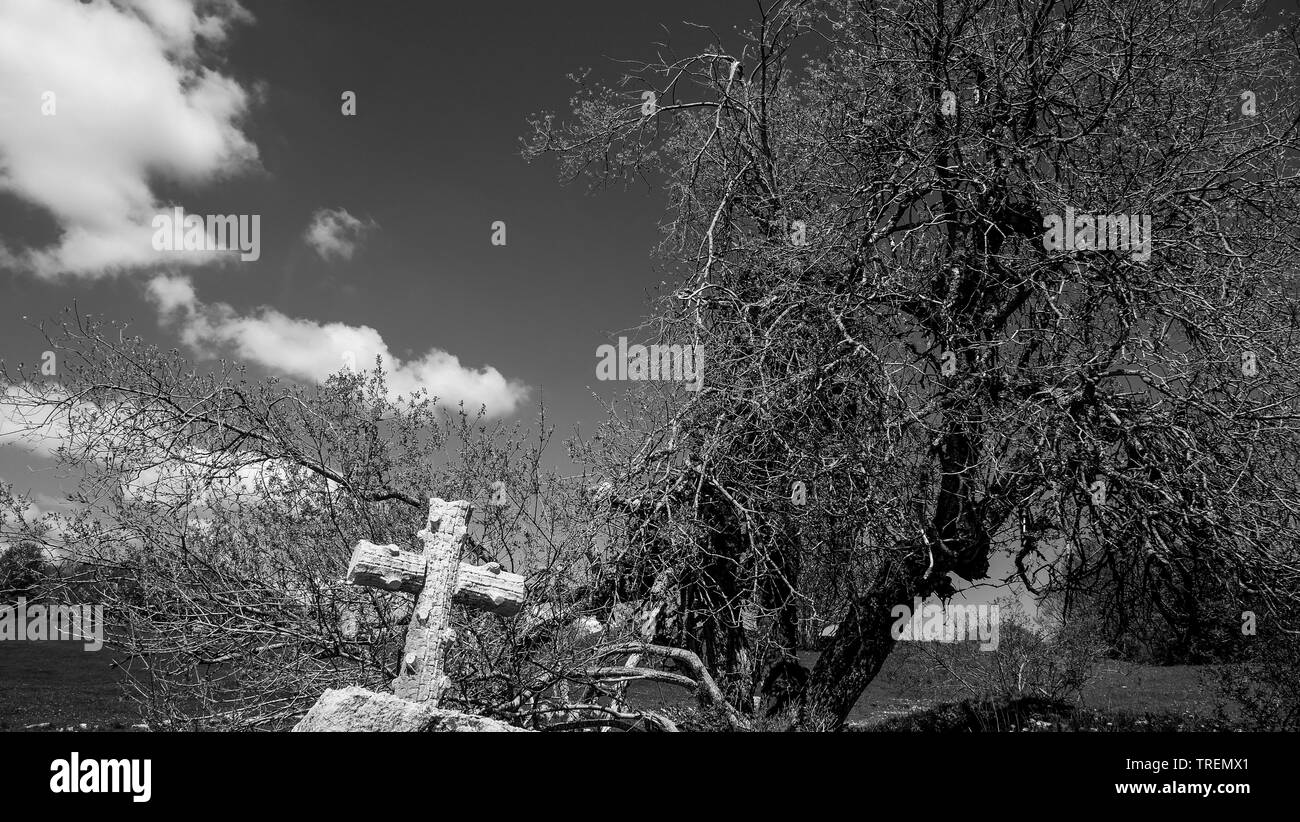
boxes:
[299,497,531,717]
[345,498,528,705]
[347,539,526,618]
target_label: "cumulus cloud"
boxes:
[0,0,259,278]
[119,453,309,507]
[304,208,378,261]
[0,383,75,458]
[0,383,317,517]
[0,382,171,471]
[146,275,529,415]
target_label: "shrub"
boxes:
[918,598,1108,705]
[0,541,47,600]
[1213,630,1300,731]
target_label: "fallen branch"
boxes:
[596,642,747,728]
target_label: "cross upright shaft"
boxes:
[344,496,526,707]
[393,498,471,705]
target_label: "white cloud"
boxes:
[119,452,301,506]
[145,271,200,314]
[0,0,258,278]
[147,275,529,415]
[0,381,170,463]
[0,383,321,513]
[0,383,75,458]
[304,208,378,261]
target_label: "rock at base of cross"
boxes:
[292,686,530,732]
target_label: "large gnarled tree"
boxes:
[527,0,1300,728]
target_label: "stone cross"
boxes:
[345,498,526,706]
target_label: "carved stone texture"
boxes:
[314,496,528,728]
[348,540,525,617]
[392,498,470,704]
[292,687,528,732]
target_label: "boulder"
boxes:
[292,686,529,732]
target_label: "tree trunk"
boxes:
[797,570,915,730]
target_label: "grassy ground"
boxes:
[623,642,1235,728]
[0,636,1238,731]
[845,644,1233,727]
[0,640,143,731]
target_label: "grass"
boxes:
[857,696,1237,732]
[846,644,1236,727]
[0,640,144,731]
[0,636,1244,731]
[624,641,1239,729]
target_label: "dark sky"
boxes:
[0,0,748,505]
[0,0,1291,576]
[1,0,1294,635]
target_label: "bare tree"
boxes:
[0,313,645,729]
[2,309,763,730]
[526,0,1300,728]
